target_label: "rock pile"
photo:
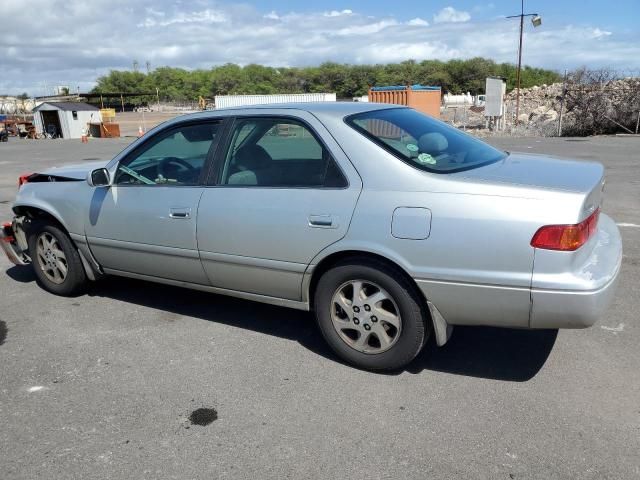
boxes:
[504,78,640,135]
[447,77,639,136]
[505,83,564,126]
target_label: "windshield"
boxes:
[346,108,507,173]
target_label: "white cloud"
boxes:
[337,20,398,36]
[324,9,353,17]
[434,7,471,23]
[138,8,227,27]
[591,28,612,38]
[0,0,637,95]
[407,18,429,26]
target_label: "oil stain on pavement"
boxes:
[0,320,7,345]
[189,407,218,426]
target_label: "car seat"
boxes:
[228,144,274,185]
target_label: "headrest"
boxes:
[418,132,448,154]
[235,145,272,170]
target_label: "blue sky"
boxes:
[263,0,638,31]
[2,0,639,95]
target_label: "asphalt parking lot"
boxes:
[0,135,638,479]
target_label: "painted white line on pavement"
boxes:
[601,323,625,334]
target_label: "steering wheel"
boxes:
[158,157,196,181]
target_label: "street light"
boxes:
[507,1,542,125]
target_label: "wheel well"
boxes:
[12,205,102,281]
[308,250,428,313]
[13,206,66,232]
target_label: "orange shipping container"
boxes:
[368,85,441,119]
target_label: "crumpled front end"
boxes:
[1,217,30,265]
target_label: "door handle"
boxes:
[308,214,337,229]
[169,208,191,219]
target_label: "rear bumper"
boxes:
[530,213,622,329]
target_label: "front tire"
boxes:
[28,221,87,296]
[314,259,428,371]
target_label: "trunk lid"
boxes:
[454,153,605,219]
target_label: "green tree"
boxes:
[92,58,561,102]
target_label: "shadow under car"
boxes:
[5,265,558,380]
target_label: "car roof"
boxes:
[179,101,404,122]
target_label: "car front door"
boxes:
[85,120,224,284]
[196,112,362,301]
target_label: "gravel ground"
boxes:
[113,111,188,137]
[0,134,638,480]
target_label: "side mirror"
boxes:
[88,168,110,187]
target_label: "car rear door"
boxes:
[85,119,224,284]
[196,110,362,301]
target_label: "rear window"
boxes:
[346,108,506,173]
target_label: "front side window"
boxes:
[346,108,507,173]
[115,122,221,186]
[221,118,346,188]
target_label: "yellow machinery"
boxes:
[198,96,210,110]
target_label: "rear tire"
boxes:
[28,220,87,296]
[314,259,428,371]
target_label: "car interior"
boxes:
[114,119,346,188]
[224,119,346,188]
[115,123,219,186]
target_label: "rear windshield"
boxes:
[346,108,507,173]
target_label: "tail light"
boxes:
[18,173,33,187]
[531,209,600,251]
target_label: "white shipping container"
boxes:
[214,93,336,109]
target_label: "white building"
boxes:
[32,102,101,139]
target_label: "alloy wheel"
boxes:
[330,279,402,354]
[35,232,68,284]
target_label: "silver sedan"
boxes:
[1,102,622,370]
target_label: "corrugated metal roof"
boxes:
[33,102,99,112]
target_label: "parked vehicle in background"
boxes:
[1,102,622,371]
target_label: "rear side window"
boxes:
[221,117,347,188]
[346,108,506,173]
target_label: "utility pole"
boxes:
[515,12,524,125]
[507,1,541,125]
[557,69,567,136]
